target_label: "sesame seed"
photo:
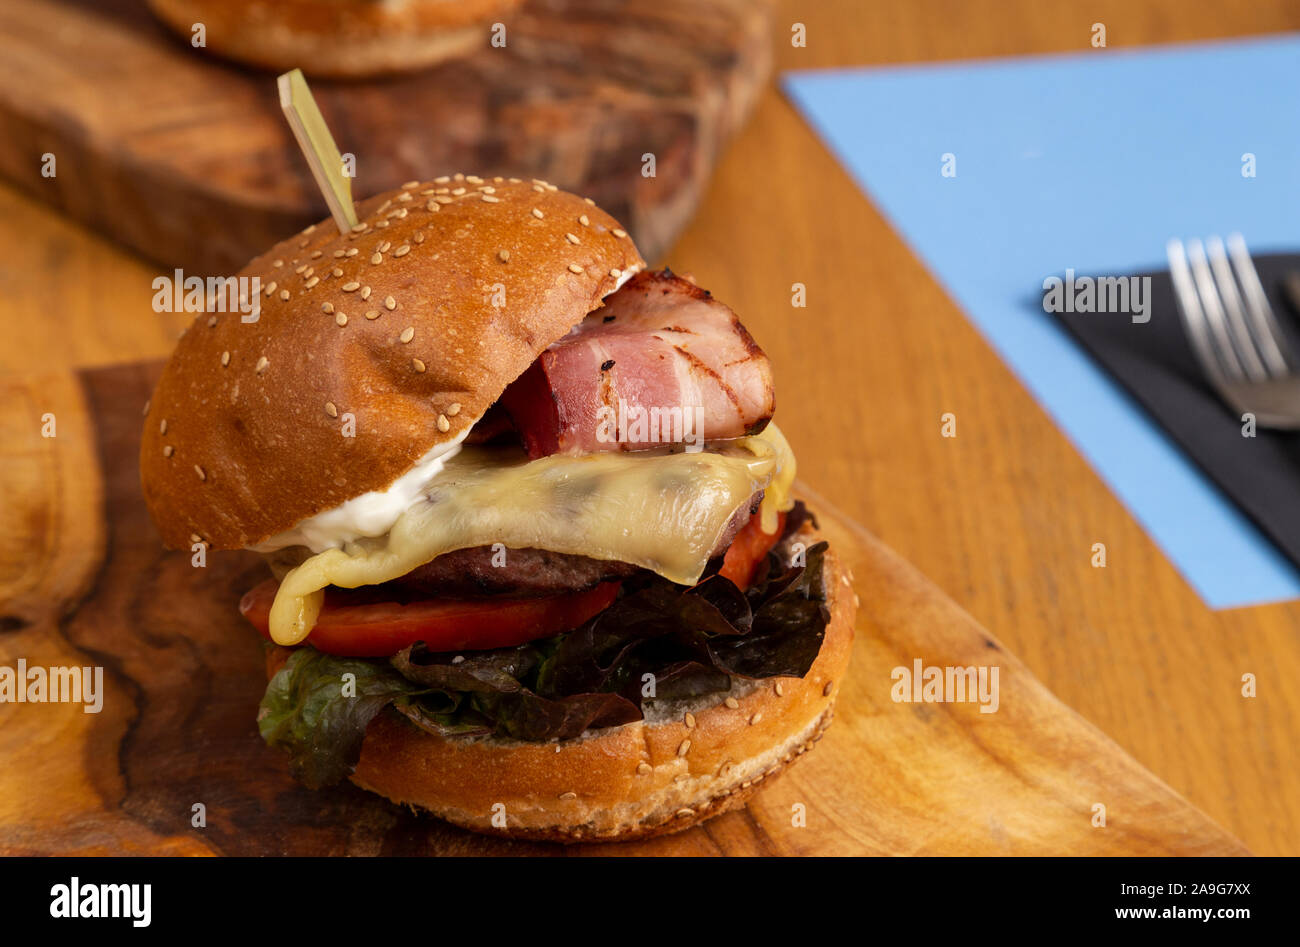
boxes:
[482,194,500,203]
[436,413,450,432]
[749,713,762,725]
[466,175,483,184]
[399,327,414,343]
[322,302,334,314]
[331,267,342,277]
[531,208,544,219]
[346,247,359,256]
[397,193,412,204]
[333,249,345,258]
[434,175,449,184]
[684,712,696,728]
[279,290,289,301]
[342,281,359,291]
[159,419,168,435]
[305,276,320,288]
[221,351,230,367]
[567,263,584,274]
[724,697,740,709]
[412,358,426,373]
[775,682,784,697]
[394,245,410,257]
[371,253,383,265]
[207,316,217,328]
[255,356,269,374]
[498,249,510,262]
[558,791,577,801]
[677,739,691,757]
[142,400,151,417]
[335,313,348,326]
[295,264,307,274]
[636,762,652,776]
[452,187,466,196]
[263,281,277,296]
[402,180,419,189]
[447,402,462,416]
[532,184,545,193]
[613,228,627,238]
[414,232,425,244]
[610,268,622,278]
[162,445,174,458]
[272,259,284,268]
[583,197,595,205]
[378,241,391,253]
[325,402,338,418]
[565,233,579,245]
[365,310,380,320]
[434,196,453,204]
[481,185,496,194]
[579,214,589,226]
[361,286,372,300]
[384,295,396,310]
[350,223,368,233]
[426,200,441,212]
[194,465,206,481]
[676,808,695,819]
[823,681,834,697]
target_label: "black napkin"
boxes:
[1045,253,1300,574]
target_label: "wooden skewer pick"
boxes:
[277,68,358,234]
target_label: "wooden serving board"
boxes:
[0,363,1249,856]
[0,0,772,274]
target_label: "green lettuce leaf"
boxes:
[258,648,427,789]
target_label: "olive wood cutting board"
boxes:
[0,362,1249,856]
[0,0,772,275]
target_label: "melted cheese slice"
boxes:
[268,423,797,645]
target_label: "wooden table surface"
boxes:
[3,0,1297,855]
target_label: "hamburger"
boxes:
[140,175,855,842]
[147,0,523,77]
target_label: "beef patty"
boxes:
[388,491,764,597]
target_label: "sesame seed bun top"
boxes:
[140,175,646,551]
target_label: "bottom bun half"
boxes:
[350,524,857,842]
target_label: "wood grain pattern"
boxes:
[0,363,1247,855]
[0,0,772,273]
[1,0,1296,855]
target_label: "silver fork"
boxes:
[1166,233,1300,429]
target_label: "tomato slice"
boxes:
[240,579,621,657]
[718,512,787,589]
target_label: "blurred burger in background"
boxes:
[139,175,855,841]
[147,0,523,77]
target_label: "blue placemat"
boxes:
[783,34,1300,609]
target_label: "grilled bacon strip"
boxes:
[501,269,775,457]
